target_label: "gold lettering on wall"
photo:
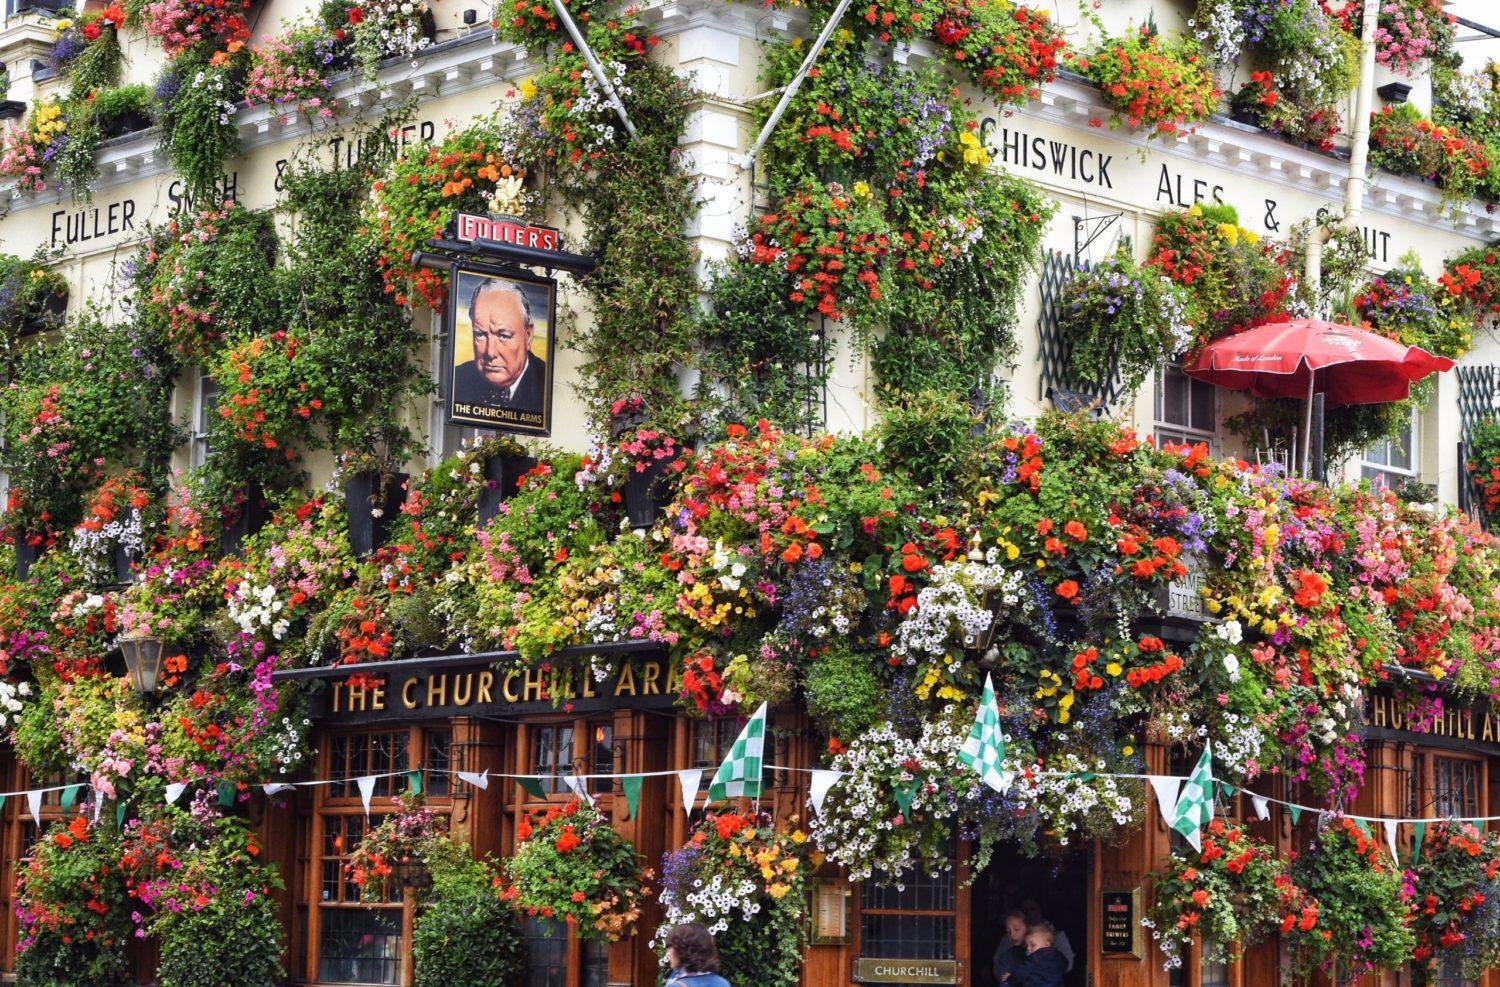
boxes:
[477,670,495,704]
[403,678,419,709]
[427,674,448,707]
[452,673,473,707]
[503,671,520,703]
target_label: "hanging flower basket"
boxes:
[392,856,431,892]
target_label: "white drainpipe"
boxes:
[1303,0,1380,310]
[1300,0,1379,478]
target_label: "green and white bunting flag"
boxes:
[1171,744,1215,851]
[957,674,1013,794]
[708,702,767,801]
[621,775,643,820]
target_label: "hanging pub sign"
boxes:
[446,263,557,436]
[414,211,598,439]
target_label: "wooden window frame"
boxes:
[508,712,627,987]
[301,725,455,987]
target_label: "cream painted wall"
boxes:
[0,0,1494,505]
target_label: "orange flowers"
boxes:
[555,825,580,853]
[1290,570,1329,609]
[1055,580,1079,601]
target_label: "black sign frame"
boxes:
[444,263,558,437]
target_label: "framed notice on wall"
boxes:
[445,264,556,437]
[810,877,849,945]
[1100,887,1143,957]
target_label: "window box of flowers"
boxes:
[477,437,536,525]
[339,454,409,557]
[221,484,270,557]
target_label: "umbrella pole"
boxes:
[1301,370,1315,478]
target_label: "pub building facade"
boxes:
[2,0,1500,984]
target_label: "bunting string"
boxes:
[9,764,1497,830]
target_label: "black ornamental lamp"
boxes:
[119,634,165,695]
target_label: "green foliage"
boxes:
[545,21,698,421]
[65,20,124,96]
[804,640,884,739]
[279,151,424,457]
[876,390,982,489]
[752,29,1052,403]
[0,309,175,535]
[56,106,103,201]
[93,83,154,126]
[412,849,526,987]
[157,60,243,205]
[697,259,827,436]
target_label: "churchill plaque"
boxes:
[853,959,958,984]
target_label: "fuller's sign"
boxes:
[315,657,679,723]
[453,212,562,252]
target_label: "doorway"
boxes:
[970,843,1089,987]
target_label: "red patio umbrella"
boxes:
[1183,318,1455,473]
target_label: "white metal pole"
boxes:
[547,0,638,140]
[1302,368,1315,477]
[736,0,855,171]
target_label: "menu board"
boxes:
[811,878,849,944]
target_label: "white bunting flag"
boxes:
[262,783,296,796]
[1251,795,1270,821]
[26,790,43,827]
[1148,775,1184,826]
[1384,820,1400,861]
[165,782,187,805]
[456,769,490,791]
[356,776,377,817]
[676,768,704,819]
[808,769,842,816]
[562,775,595,806]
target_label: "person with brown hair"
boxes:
[664,923,732,987]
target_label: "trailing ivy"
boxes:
[524,17,699,424]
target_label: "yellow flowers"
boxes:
[519,77,538,101]
[30,101,66,147]
[853,180,871,199]
[1217,223,1240,245]
[1105,661,1124,677]
[958,131,990,168]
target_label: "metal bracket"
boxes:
[1073,213,1121,259]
